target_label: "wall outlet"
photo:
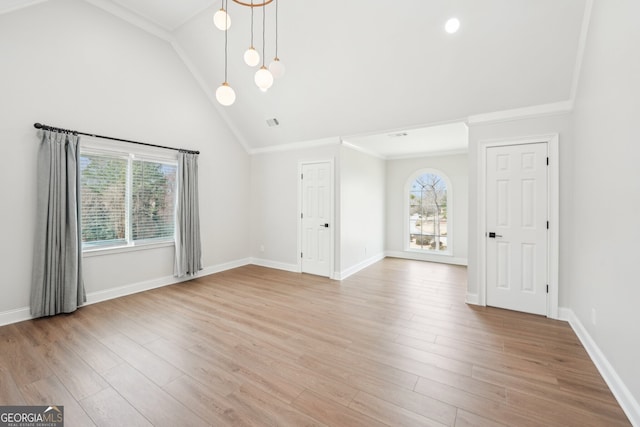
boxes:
[591,308,597,326]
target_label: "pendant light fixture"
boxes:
[268,0,285,78]
[215,0,236,106]
[243,1,260,67]
[213,1,230,31]
[254,3,274,91]
[214,0,282,104]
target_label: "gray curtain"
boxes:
[31,130,86,317]
[174,151,202,277]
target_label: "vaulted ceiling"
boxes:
[2,0,589,155]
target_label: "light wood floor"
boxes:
[0,259,630,426]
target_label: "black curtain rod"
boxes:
[33,123,200,155]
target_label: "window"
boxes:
[80,148,177,251]
[408,171,449,252]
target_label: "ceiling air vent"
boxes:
[388,132,408,137]
[266,118,280,127]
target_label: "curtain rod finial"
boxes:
[34,123,43,129]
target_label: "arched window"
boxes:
[407,170,451,253]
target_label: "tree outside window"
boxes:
[409,172,448,251]
[80,151,177,249]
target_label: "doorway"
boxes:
[478,135,559,318]
[299,161,334,278]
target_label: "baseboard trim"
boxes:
[0,258,253,327]
[201,258,252,276]
[0,306,33,327]
[249,257,300,273]
[335,253,386,280]
[86,274,187,306]
[564,308,640,426]
[385,251,468,266]
[86,258,252,306]
[465,293,480,305]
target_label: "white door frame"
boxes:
[297,159,335,279]
[477,134,559,319]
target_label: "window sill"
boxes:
[83,240,174,257]
[405,248,453,257]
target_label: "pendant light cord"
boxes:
[250,0,254,48]
[275,0,278,58]
[224,0,229,82]
[261,2,266,67]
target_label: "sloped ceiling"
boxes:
[2,0,589,154]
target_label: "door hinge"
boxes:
[301,212,303,219]
[546,284,549,293]
[301,173,303,179]
[547,221,549,229]
[301,252,303,258]
[546,157,549,166]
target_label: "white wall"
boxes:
[386,153,468,265]
[249,142,340,271]
[0,0,250,316]
[569,0,640,413]
[467,114,574,307]
[339,146,386,277]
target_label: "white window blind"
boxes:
[131,159,177,241]
[80,149,177,250]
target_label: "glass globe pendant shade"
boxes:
[268,57,285,79]
[216,82,236,106]
[244,47,260,67]
[213,9,230,31]
[254,66,274,90]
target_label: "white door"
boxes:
[486,143,548,315]
[301,162,332,277]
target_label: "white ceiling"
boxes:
[108,0,214,31]
[343,122,469,159]
[2,0,589,155]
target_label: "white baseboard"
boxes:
[249,257,300,273]
[201,258,252,276]
[0,258,253,327]
[465,293,480,305]
[563,308,640,426]
[86,258,252,305]
[86,274,185,305]
[0,306,33,327]
[385,250,468,266]
[335,253,385,280]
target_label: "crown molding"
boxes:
[82,0,252,153]
[249,136,340,155]
[467,100,574,125]
[570,0,594,102]
[170,41,252,153]
[83,0,173,41]
[0,0,48,15]
[4,0,592,153]
[340,140,386,160]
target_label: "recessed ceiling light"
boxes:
[445,17,460,34]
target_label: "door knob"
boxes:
[321,223,329,228]
[488,232,502,238]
